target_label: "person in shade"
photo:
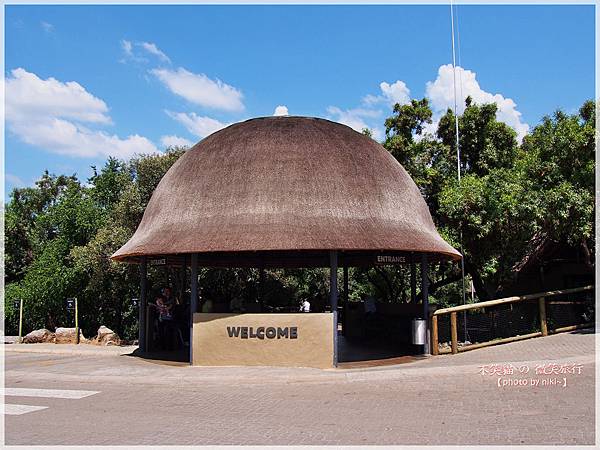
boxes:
[300,298,311,313]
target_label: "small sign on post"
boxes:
[15,299,23,343]
[66,298,79,344]
[132,298,139,308]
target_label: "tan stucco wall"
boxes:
[193,313,334,368]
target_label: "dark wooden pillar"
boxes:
[421,253,429,355]
[410,260,416,303]
[180,255,187,304]
[139,256,147,352]
[329,251,339,366]
[189,253,198,364]
[259,268,265,312]
[342,264,349,337]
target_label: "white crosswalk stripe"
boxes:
[4,388,99,399]
[4,404,48,415]
[4,387,100,415]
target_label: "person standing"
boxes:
[300,298,311,313]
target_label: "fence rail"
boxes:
[431,285,594,356]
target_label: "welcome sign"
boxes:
[226,326,298,339]
[193,313,334,368]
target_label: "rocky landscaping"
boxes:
[20,326,127,346]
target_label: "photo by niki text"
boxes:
[479,362,584,388]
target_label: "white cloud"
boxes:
[326,106,383,140]
[6,68,158,159]
[6,68,111,124]
[121,39,133,57]
[160,135,194,148]
[139,42,171,64]
[327,66,528,143]
[426,64,529,141]
[121,40,170,65]
[152,67,244,112]
[9,118,157,159]
[327,80,410,140]
[166,111,229,138]
[273,105,289,116]
[41,21,54,33]
[363,80,411,107]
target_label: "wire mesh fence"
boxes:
[434,286,594,354]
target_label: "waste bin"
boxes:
[411,318,426,345]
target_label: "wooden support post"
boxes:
[139,257,147,352]
[450,311,458,354]
[330,251,338,367]
[421,253,429,355]
[539,296,548,336]
[410,259,416,303]
[190,253,198,365]
[431,314,439,356]
[259,267,265,312]
[180,254,187,304]
[342,265,348,337]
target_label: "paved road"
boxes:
[4,330,595,445]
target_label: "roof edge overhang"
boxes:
[111,248,462,269]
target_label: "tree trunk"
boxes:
[581,239,594,268]
[464,259,491,301]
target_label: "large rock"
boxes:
[54,327,86,344]
[93,326,121,346]
[22,328,55,344]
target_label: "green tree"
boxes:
[519,101,595,267]
[5,172,77,282]
[383,97,594,301]
[89,157,133,211]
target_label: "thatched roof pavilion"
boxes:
[113,116,461,361]
[112,116,460,267]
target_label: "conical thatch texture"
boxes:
[112,117,460,263]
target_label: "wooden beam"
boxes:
[433,285,593,316]
[538,296,548,337]
[431,314,439,356]
[458,332,542,352]
[439,323,593,356]
[450,312,458,354]
[551,323,594,334]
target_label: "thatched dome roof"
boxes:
[112,116,460,266]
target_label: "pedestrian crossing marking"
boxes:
[4,388,99,399]
[4,404,48,415]
[4,387,100,415]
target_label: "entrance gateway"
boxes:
[112,116,461,368]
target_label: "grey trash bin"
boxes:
[411,318,426,345]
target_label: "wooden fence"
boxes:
[431,285,594,355]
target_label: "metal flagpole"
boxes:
[450,0,468,343]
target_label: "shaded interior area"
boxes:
[127,347,189,365]
[138,297,429,366]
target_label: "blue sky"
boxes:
[5,5,595,199]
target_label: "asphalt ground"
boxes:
[3,330,595,446]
